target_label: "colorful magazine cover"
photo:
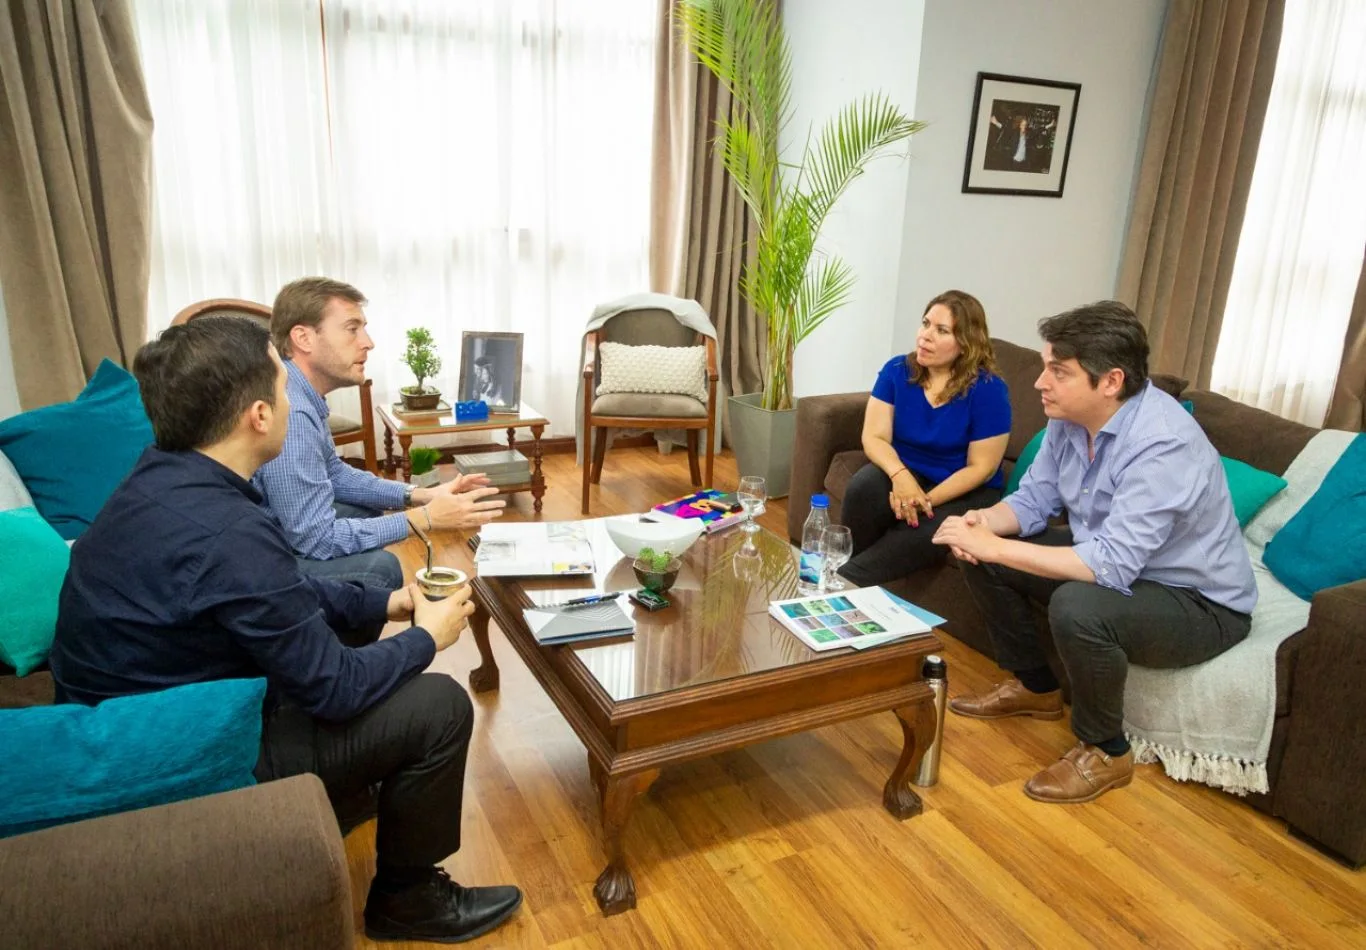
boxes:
[647,488,746,533]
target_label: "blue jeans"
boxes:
[296,503,405,646]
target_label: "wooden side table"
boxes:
[375,402,550,513]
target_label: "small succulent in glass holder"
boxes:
[632,546,682,593]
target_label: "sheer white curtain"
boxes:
[135,0,656,434]
[1209,0,1366,425]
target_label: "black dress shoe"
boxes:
[364,868,523,944]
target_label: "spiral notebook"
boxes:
[522,597,635,646]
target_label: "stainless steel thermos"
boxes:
[912,655,947,787]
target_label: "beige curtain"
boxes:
[0,0,153,410]
[1324,248,1366,431]
[649,0,764,442]
[1117,0,1284,389]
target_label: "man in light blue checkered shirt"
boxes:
[254,278,505,592]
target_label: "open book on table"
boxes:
[769,586,935,652]
[474,522,595,577]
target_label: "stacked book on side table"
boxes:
[454,449,530,488]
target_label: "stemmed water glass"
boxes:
[737,475,767,537]
[822,525,853,590]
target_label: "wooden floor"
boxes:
[349,445,1366,949]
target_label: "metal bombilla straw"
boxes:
[410,517,435,576]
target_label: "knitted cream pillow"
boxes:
[596,342,708,404]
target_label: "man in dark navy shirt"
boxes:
[51,316,521,944]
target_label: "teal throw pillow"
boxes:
[0,360,154,540]
[1263,434,1366,601]
[1221,457,1287,527]
[0,678,266,838]
[0,508,70,675]
[1005,428,1047,495]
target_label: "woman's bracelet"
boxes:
[889,466,909,481]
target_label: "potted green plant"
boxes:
[679,0,924,495]
[632,546,683,593]
[400,327,443,411]
[408,446,442,488]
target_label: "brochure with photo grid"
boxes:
[768,586,932,652]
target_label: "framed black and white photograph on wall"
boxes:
[457,331,523,413]
[962,72,1081,197]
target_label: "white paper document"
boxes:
[475,522,596,577]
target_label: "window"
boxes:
[135,0,657,433]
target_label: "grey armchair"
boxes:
[581,306,718,513]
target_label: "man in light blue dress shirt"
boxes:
[933,301,1255,805]
[254,278,505,595]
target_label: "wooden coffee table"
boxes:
[376,402,548,512]
[465,521,942,915]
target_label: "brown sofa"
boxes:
[788,338,1366,867]
[0,668,354,948]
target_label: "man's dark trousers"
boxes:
[255,673,474,870]
[958,527,1251,743]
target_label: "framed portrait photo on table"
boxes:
[458,331,524,413]
[962,72,1081,197]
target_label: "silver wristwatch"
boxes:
[403,484,415,507]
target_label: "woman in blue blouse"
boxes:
[838,290,1011,587]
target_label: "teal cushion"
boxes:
[1221,457,1287,527]
[0,508,70,675]
[0,678,265,838]
[1264,434,1366,601]
[1005,428,1046,495]
[0,360,154,540]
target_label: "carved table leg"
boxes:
[884,700,936,820]
[383,425,395,477]
[593,768,659,916]
[530,423,545,514]
[467,599,500,693]
[399,435,413,483]
[587,753,607,799]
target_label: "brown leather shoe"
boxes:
[948,678,1064,721]
[1024,742,1134,804]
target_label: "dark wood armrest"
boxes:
[582,331,600,379]
[702,335,719,381]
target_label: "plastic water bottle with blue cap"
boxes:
[798,494,831,594]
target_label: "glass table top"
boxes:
[499,519,883,702]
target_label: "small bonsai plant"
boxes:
[408,446,442,488]
[400,327,443,411]
[633,546,682,593]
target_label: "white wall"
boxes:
[784,0,926,399]
[0,280,20,419]
[894,0,1166,352]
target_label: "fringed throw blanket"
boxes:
[1122,430,1358,795]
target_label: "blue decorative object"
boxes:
[0,360,155,539]
[1264,434,1366,601]
[0,678,266,838]
[1005,428,1047,495]
[0,507,71,675]
[454,400,490,421]
[1220,456,1287,527]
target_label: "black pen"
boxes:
[559,592,621,608]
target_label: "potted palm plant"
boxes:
[400,327,443,412]
[679,0,924,495]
